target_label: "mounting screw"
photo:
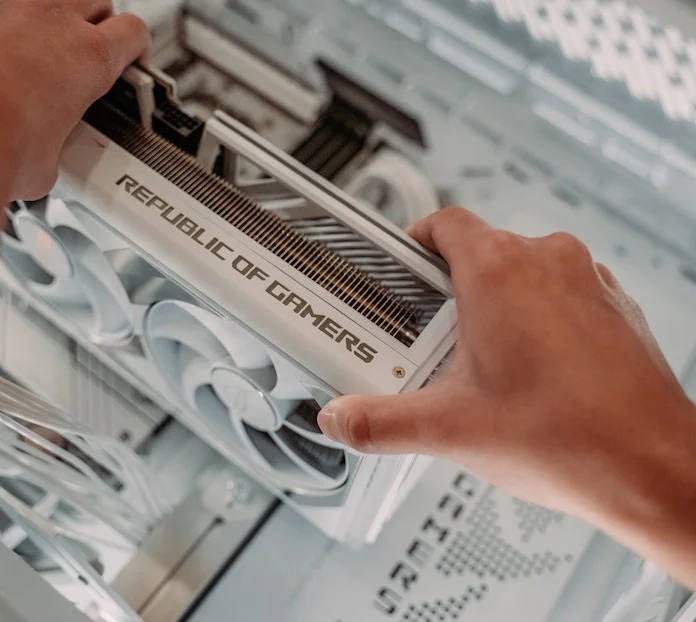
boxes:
[393,366,406,379]
[118,430,132,443]
[223,478,254,508]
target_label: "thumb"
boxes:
[318,389,447,455]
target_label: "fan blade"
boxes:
[228,418,280,470]
[55,228,131,310]
[144,301,231,363]
[187,384,250,456]
[268,352,312,401]
[71,256,133,341]
[11,211,73,280]
[45,197,128,255]
[2,221,85,304]
[206,315,272,371]
[129,276,195,306]
[1,234,54,286]
[31,277,87,305]
[271,427,348,488]
[239,365,278,394]
[284,407,346,451]
[43,197,90,236]
[239,423,337,491]
[55,200,130,253]
[105,250,189,304]
[146,301,271,369]
[177,346,213,410]
[19,197,51,220]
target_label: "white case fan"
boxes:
[0,375,171,542]
[0,376,171,621]
[2,197,134,345]
[343,149,441,228]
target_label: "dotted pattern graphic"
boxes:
[436,489,572,581]
[347,0,696,124]
[465,0,696,123]
[401,585,488,622]
[512,498,564,543]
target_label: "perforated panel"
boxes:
[197,459,600,622]
[437,491,571,583]
[401,585,488,622]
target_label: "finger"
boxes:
[318,387,479,455]
[68,0,113,22]
[405,207,491,267]
[95,13,151,83]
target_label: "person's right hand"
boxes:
[319,206,696,589]
[0,0,150,208]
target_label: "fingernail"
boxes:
[318,400,344,442]
[404,223,417,237]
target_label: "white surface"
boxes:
[676,596,696,621]
[190,459,603,622]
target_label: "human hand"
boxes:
[319,207,696,586]
[0,0,150,206]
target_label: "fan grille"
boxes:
[84,101,422,346]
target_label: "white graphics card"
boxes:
[0,67,456,546]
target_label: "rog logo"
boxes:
[116,174,379,364]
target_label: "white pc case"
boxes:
[1,0,696,621]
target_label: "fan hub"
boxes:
[14,214,72,279]
[211,367,280,432]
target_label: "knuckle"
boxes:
[85,28,115,84]
[490,229,522,249]
[544,232,591,263]
[476,231,524,280]
[343,408,374,453]
[439,205,471,227]
[439,205,463,221]
[428,205,462,230]
[121,12,149,39]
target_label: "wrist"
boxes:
[587,395,696,586]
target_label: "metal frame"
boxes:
[0,542,91,622]
[112,464,277,622]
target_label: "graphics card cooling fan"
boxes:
[2,197,134,344]
[2,192,351,495]
[2,193,351,496]
[143,300,349,493]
